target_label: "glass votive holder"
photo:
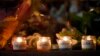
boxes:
[57,36,72,50]
[37,37,51,51]
[81,35,96,50]
[12,36,27,50]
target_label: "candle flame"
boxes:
[87,36,92,40]
[16,37,23,43]
[41,37,48,42]
[63,36,70,41]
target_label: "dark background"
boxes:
[0,0,100,36]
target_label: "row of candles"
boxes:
[12,35,96,51]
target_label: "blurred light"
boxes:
[41,37,48,42]
[16,37,23,43]
[40,14,44,16]
[63,36,70,41]
[87,36,92,40]
[90,8,94,12]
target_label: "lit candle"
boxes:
[12,37,27,50]
[87,36,92,40]
[41,37,48,43]
[63,36,70,41]
[57,36,72,49]
[81,35,96,50]
[16,37,23,43]
[37,37,51,51]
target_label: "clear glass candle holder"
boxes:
[81,35,96,50]
[12,36,27,50]
[37,37,51,51]
[57,36,72,50]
